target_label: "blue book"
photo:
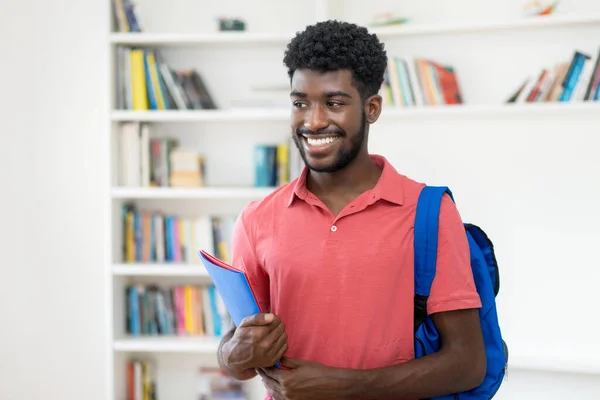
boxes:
[198,250,282,369]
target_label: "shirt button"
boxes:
[331,225,337,232]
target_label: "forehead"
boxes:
[291,69,355,93]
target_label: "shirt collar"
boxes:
[286,154,405,207]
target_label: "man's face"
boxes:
[290,69,367,173]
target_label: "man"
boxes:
[217,20,486,400]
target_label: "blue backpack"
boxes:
[413,186,508,399]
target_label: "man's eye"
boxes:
[293,102,306,108]
[327,101,342,107]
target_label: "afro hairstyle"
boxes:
[283,19,388,100]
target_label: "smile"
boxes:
[303,135,340,147]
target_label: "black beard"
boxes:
[293,111,367,173]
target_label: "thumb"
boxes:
[280,357,304,369]
[239,313,275,327]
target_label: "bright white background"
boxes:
[1,0,600,399]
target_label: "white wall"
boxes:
[1,0,599,399]
[0,0,107,399]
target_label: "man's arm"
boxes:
[334,308,486,399]
[337,193,486,398]
[216,205,279,380]
[259,308,486,400]
[217,313,288,381]
[217,326,258,381]
[260,193,485,399]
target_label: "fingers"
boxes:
[273,341,288,363]
[266,318,285,340]
[259,366,280,381]
[280,357,300,369]
[239,312,275,327]
[270,328,288,354]
[259,370,284,400]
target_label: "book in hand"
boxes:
[198,250,282,369]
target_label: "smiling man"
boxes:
[217,20,486,400]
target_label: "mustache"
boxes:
[296,127,345,137]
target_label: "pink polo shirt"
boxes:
[231,154,481,396]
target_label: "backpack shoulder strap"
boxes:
[414,185,455,331]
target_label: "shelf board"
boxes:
[112,263,209,277]
[109,14,600,47]
[372,14,600,37]
[381,102,600,118]
[111,186,275,199]
[110,102,600,123]
[109,31,291,46]
[111,108,289,122]
[508,350,600,375]
[113,336,220,352]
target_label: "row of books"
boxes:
[113,0,142,33]
[125,359,156,400]
[198,368,249,400]
[116,46,217,111]
[117,122,305,189]
[381,56,463,107]
[507,47,600,103]
[121,203,235,264]
[254,141,303,187]
[126,283,231,337]
[118,122,206,188]
[124,361,248,400]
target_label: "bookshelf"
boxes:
[110,102,600,124]
[113,336,222,353]
[106,0,600,399]
[108,14,600,46]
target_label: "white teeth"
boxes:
[306,136,338,146]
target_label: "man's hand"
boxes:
[259,357,343,400]
[221,313,288,378]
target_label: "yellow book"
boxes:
[126,210,134,262]
[129,49,148,110]
[184,285,194,334]
[277,143,289,185]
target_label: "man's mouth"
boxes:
[302,135,341,147]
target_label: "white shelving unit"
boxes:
[111,101,600,124]
[110,186,276,200]
[108,13,600,45]
[113,336,222,353]
[106,0,600,399]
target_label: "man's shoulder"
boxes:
[396,172,427,206]
[395,172,456,209]
[239,178,298,223]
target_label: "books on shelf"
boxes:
[254,140,303,188]
[381,56,463,107]
[117,121,303,190]
[198,367,249,400]
[121,202,236,265]
[126,359,156,400]
[113,0,142,33]
[507,46,600,103]
[116,46,217,111]
[118,122,206,188]
[126,283,231,338]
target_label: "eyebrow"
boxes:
[290,90,353,99]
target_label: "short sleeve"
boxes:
[427,194,482,314]
[230,207,271,314]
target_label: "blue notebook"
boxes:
[198,250,282,369]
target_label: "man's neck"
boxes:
[306,153,382,199]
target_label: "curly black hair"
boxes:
[283,20,388,100]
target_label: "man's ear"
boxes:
[365,94,383,124]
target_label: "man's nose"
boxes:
[304,105,328,132]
